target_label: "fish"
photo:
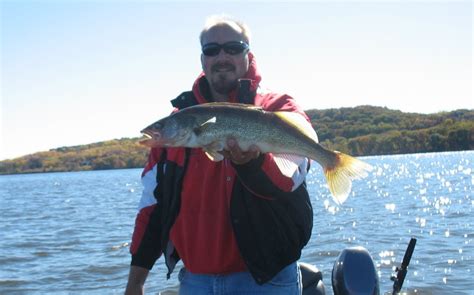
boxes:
[140,102,372,204]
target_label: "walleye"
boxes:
[140,102,372,204]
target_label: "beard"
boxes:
[211,74,239,95]
[209,62,239,95]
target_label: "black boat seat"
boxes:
[300,262,326,295]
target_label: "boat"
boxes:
[301,238,417,295]
[159,238,416,295]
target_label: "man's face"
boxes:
[200,25,250,96]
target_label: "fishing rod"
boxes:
[391,238,417,294]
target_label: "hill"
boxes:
[1,106,473,175]
[306,106,473,156]
[0,138,149,175]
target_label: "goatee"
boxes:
[212,75,239,95]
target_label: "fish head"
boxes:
[140,115,196,148]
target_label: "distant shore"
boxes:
[1,106,473,175]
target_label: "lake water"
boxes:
[0,151,472,294]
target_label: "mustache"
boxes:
[211,62,235,72]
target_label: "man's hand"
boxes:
[125,266,149,295]
[220,138,261,165]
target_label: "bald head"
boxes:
[199,15,251,46]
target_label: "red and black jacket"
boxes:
[130,53,314,284]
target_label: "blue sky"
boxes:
[1,1,472,160]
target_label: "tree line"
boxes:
[1,106,472,174]
[305,106,473,156]
[0,138,149,175]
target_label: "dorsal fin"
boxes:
[200,102,263,111]
[274,111,318,142]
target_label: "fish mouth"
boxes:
[139,129,163,147]
[140,129,157,139]
[139,129,162,144]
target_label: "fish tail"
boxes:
[323,152,373,205]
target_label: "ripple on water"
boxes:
[33,251,50,257]
[0,255,35,264]
[85,265,122,275]
[0,279,29,288]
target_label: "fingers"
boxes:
[225,138,260,165]
[227,138,242,158]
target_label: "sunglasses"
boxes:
[202,41,249,57]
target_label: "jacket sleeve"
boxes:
[130,148,164,269]
[233,93,311,197]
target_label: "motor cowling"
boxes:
[331,246,380,295]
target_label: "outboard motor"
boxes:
[299,262,326,295]
[331,246,380,295]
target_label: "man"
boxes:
[125,15,313,295]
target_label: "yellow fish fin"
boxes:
[274,111,318,142]
[205,151,224,162]
[273,153,303,178]
[203,141,225,162]
[324,152,373,205]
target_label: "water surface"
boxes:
[0,151,472,294]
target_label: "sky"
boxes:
[1,0,472,160]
